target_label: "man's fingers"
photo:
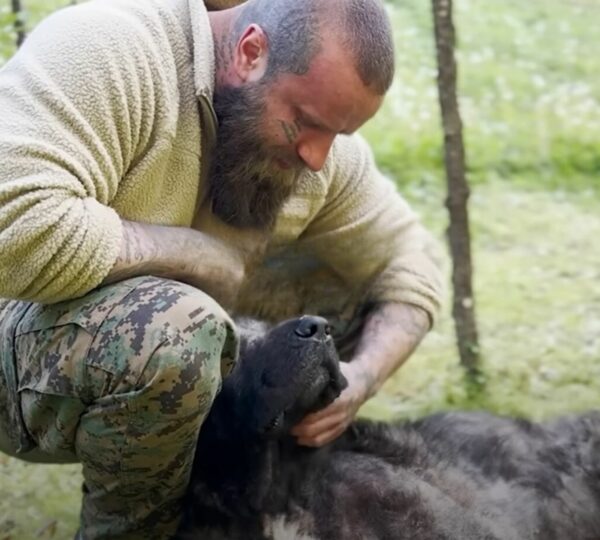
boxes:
[296,422,347,447]
[291,411,347,439]
[294,390,350,425]
[296,404,337,425]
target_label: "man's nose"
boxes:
[297,133,336,172]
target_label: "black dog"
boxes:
[177,316,600,539]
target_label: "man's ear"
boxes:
[233,24,269,82]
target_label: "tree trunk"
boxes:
[11,0,26,48]
[432,0,480,373]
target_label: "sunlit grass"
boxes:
[363,181,600,421]
[0,455,81,540]
[364,0,600,191]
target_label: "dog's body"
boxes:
[178,316,600,539]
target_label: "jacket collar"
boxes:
[188,0,217,103]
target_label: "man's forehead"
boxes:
[306,35,381,126]
[273,52,383,135]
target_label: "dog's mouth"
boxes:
[260,365,348,438]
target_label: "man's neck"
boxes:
[207,8,241,89]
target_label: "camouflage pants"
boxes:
[0,276,239,539]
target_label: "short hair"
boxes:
[234,0,395,95]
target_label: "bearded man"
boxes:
[0,0,443,537]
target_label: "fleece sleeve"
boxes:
[0,4,160,303]
[299,134,444,325]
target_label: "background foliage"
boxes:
[1,0,599,538]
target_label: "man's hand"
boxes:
[292,302,430,447]
[291,362,370,447]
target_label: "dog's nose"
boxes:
[294,315,331,339]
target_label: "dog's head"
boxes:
[216,316,348,439]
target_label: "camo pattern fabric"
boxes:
[0,276,239,539]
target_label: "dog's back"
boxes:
[331,411,600,540]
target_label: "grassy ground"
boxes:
[362,181,600,421]
[365,0,600,192]
[1,0,600,538]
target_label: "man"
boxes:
[0,0,443,537]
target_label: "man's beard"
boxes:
[208,83,302,230]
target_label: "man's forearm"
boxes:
[350,302,431,400]
[103,220,250,308]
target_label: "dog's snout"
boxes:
[328,368,348,396]
[294,315,330,339]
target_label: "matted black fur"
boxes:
[177,316,600,539]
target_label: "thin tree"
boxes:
[432,0,480,373]
[11,0,26,48]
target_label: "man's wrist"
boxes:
[347,302,431,402]
[346,359,380,402]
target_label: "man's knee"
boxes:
[87,276,239,411]
[2,276,238,461]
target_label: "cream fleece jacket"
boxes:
[0,0,443,322]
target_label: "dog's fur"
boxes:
[177,316,600,539]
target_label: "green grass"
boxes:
[0,455,81,540]
[362,180,600,421]
[363,0,600,192]
[1,0,600,537]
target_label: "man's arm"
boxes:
[104,220,265,309]
[292,302,429,446]
[292,134,444,446]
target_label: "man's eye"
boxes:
[301,118,321,131]
[297,114,314,129]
